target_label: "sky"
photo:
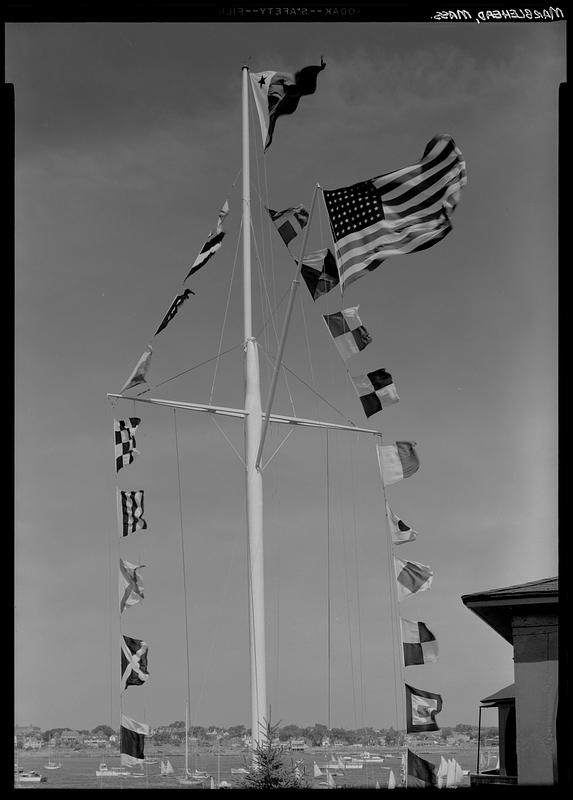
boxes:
[11,12,563,735]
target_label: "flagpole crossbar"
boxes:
[107,393,382,437]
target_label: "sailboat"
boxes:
[107,59,466,783]
[44,755,63,770]
[176,702,209,785]
[436,754,449,788]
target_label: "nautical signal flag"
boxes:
[120,714,149,766]
[250,59,326,151]
[299,248,340,301]
[406,748,438,786]
[376,441,420,486]
[121,636,149,691]
[386,503,417,545]
[400,618,439,666]
[394,557,433,600]
[114,417,141,472]
[154,288,195,336]
[119,490,147,537]
[405,684,443,733]
[352,368,399,418]
[120,344,153,393]
[267,205,309,247]
[322,134,467,290]
[119,558,145,613]
[322,306,372,361]
[184,200,229,282]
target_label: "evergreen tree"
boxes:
[240,720,309,789]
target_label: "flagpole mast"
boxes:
[242,64,267,752]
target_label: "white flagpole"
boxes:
[242,65,267,752]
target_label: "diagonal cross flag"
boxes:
[119,558,145,613]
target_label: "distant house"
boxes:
[23,737,43,750]
[60,730,81,746]
[290,738,307,751]
[84,736,108,748]
[462,576,558,787]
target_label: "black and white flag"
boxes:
[121,635,149,691]
[184,200,229,281]
[119,490,147,537]
[351,368,399,418]
[114,417,141,472]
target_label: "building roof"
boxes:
[461,576,558,643]
[481,683,515,706]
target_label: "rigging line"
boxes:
[107,483,115,730]
[349,434,367,737]
[260,426,295,471]
[249,99,273,361]
[326,430,331,732]
[132,344,243,397]
[248,211,298,418]
[209,214,243,405]
[190,499,246,732]
[173,409,192,726]
[208,415,246,468]
[335,435,359,731]
[255,324,296,418]
[250,216,283,349]
[377,438,403,733]
[275,356,355,425]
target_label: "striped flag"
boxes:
[400,618,439,666]
[154,288,195,336]
[323,134,467,290]
[120,714,149,765]
[119,490,147,537]
[119,558,145,613]
[406,747,438,785]
[184,200,229,282]
[376,441,420,486]
[121,636,149,691]
[405,685,443,734]
[299,248,339,301]
[394,557,433,601]
[386,503,417,545]
[352,368,399,417]
[114,417,141,472]
[267,205,309,247]
[120,344,153,393]
[322,306,372,360]
[250,59,326,151]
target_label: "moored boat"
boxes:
[17,770,47,783]
[95,761,134,777]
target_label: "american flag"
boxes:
[323,135,467,290]
[114,417,141,472]
[119,489,147,537]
